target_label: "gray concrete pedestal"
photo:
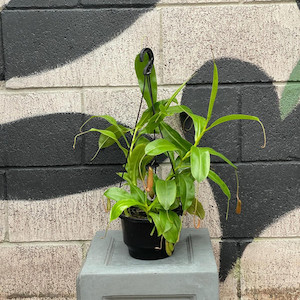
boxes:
[77,228,219,300]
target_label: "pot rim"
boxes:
[119,213,150,223]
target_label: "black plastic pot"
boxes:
[120,214,169,260]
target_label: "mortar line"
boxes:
[0,239,90,247]
[3,80,299,93]
[0,164,124,171]
[4,1,297,10]
[0,159,299,171]
[156,0,296,8]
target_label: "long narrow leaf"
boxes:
[206,114,266,148]
[208,170,231,219]
[126,143,148,184]
[201,147,236,169]
[206,61,218,123]
[165,71,196,108]
[208,170,231,200]
[160,122,192,157]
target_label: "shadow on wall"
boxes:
[1,0,160,80]
[181,58,300,280]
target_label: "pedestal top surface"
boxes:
[81,228,217,275]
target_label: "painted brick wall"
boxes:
[0,1,299,299]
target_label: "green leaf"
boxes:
[130,184,146,203]
[149,211,172,237]
[116,172,133,185]
[166,105,206,143]
[156,179,177,210]
[163,211,182,244]
[187,198,205,220]
[190,113,207,143]
[145,139,178,156]
[140,112,166,134]
[206,114,267,149]
[135,53,157,108]
[98,125,130,149]
[201,147,236,169]
[166,105,193,116]
[190,146,210,183]
[207,114,260,130]
[165,74,195,108]
[177,173,195,211]
[104,187,132,202]
[82,115,130,147]
[110,199,144,221]
[206,61,218,123]
[208,170,231,200]
[89,128,128,157]
[160,122,192,157]
[126,143,152,185]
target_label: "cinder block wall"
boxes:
[0,1,299,299]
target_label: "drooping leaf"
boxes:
[165,240,174,256]
[98,124,130,149]
[89,128,128,157]
[177,173,195,211]
[149,210,172,237]
[163,211,182,244]
[208,170,231,200]
[187,198,205,220]
[82,115,130,146]
[135,53,157,108]
[145,139,178,156]
[156,179,177,210]
[201,147,236,169]
[190,146,210,182]
[160,122,192,157]
[207,114,260,130]
[110,199,144,221]
[206,114,266,148]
